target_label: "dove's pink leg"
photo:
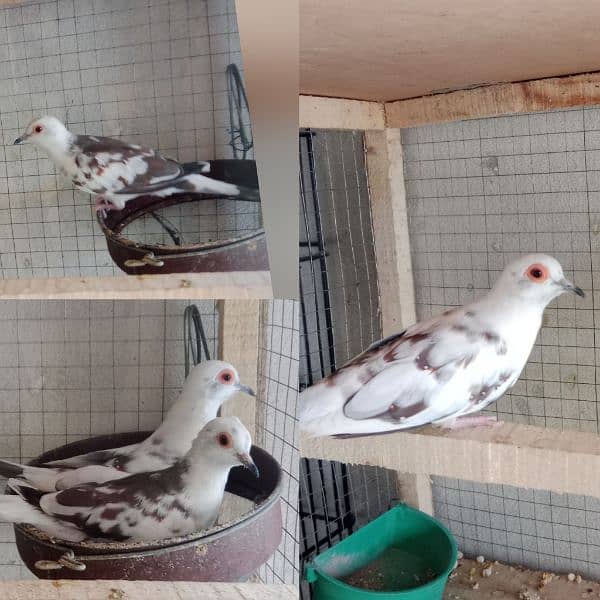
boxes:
[94,196,117,212]
[437,415,502,430]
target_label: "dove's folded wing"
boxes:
[42,442,137,469]
[73,135,184,195]
[55,465,131,490]
[342,319,489,422]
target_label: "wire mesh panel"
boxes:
[299,129,380,387]
[401,106,600,577]
[299,129,398,599]
[402,108,597,432]
[433,475,600,580]
[0,0,261,279]
[255,299,299,585]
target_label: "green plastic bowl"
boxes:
[305,504,457,600]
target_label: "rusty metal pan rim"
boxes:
[97,194,263,255]
[15,470,282,563]
[105,228,267,258]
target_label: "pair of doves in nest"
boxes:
[299,254,584,437]
[1,416,258,542]
[0,360,255,494]
[13,116,255,211]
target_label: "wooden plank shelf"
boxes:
[301,421,600,498]
[0,272,273,300]
[0,581,297,600]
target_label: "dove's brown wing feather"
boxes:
[72,135,183,195]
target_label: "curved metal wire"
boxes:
[183,304,211,376]
[226,63,253,159]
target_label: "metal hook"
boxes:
[184,304,212,376]
[123,253,165,268]
[35,549,86,572]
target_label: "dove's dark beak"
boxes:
[13,136,23,145]
[559,279,585,297]
[237,452,259,478]
[235,383,256,397]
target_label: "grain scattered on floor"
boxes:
[445,557,600,599]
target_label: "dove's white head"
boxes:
[491,254,584,307]
[13,116,72,154]
[192,416,258,477]
[181,359,255,409]
[146,360,255,455]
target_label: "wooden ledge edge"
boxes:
[300,95,386,130]
[0,580,297,600]
[300,421,600,497]
[0,271,273,299]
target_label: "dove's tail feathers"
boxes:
[0,459,62,494]
[7,478,44,506]
[5,464,62,494]
[235,185,260,202]
[0,459,25,479]
[298,382,345,437]
[0,496,86,542]
[183,173,241,197]
[182,161,211,175]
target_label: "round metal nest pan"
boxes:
[13,431,283,581]
[96,159,269,275]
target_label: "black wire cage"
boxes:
[298,129,400,599]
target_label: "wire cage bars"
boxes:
[298,128,400,598]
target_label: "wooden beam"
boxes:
[364,129,416,334]
[300,95,385,130]
[218,300,261,437]
[301,421,600,497]
[385,71,600,128]
[364,130,424,511]
[236,0,299,299]
[0,272,272,300]
[397,473,434,516]
[0,581,296,600]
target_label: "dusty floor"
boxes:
[445,558,600,599]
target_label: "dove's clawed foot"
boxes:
[436,415,502,430]
[94,196,117,213]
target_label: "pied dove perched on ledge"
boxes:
[13,116,244,212]
[299,254,584,437]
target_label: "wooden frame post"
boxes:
[218,300,261,438]
[363,129,433,513]
[398,473,434,516]
[364,128,416,333]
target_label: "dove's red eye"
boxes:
[34,125,43,133]
[218,369,234,384]
[217,432,232,448]
[526,263,548,282]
